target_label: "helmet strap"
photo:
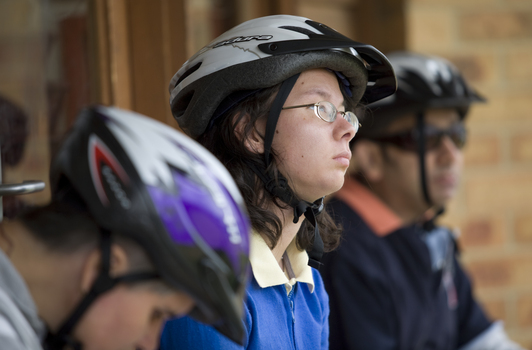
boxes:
[249,160,325,269]
[297,198,325,269]
[44,230,158,350]
[263,73,300,164]
[247,72,325,269]
[416,112,432,207]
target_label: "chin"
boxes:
[324,178,345,197]
[432,194,453,208]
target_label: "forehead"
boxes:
[385,108,461,133]
[141,287,196,316]
[288,68,342,101]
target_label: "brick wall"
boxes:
[406,0,532,347]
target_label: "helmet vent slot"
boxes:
[174,62,203,88]
[279,25,315,38]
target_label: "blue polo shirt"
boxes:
[160,232,329,350]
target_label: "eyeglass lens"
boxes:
[424,125,466,150]
[316,102,359,130]
[372,124,466,152]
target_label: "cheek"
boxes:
[275,122,327,163]
[75,292,152,349]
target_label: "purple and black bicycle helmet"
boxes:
[49,106,250,346]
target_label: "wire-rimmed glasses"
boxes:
[281,101,361,133]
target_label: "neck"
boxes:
[269,205,303,269]
[370,182,429,225]
[0,220,87,332]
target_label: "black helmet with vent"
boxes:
[358,51,485,138]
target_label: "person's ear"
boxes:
[234,113,265,154]
[80,244,130,293]
[353,140,384,182]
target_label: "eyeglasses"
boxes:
[369,124,467,152]
[281,101,361,133]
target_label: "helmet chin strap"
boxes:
[416,112,445,230]
[416,112,432,208]
[44,230,158,350]
[249,73,325,269]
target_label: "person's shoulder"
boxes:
[327,197,374,240]
[326,196,360,221]
[161,315,246,350]
[0,314,36,350]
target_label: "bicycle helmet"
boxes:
[358,51,485,138]
[357,51,485,207]
[170,14,396,139]
[169,15,396,269]
[48,106,250,347]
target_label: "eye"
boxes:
[150,309,164,322]
[318,102,336,121]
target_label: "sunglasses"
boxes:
[282,101,361,133]
[369,124,467,152]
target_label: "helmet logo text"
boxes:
[102,165,131,209]
[88,134,130,207]
[212,35,273,49]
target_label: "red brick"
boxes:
[511,134,532,163]
[515,215,532,244]
[465,254,532,289]
[446,53,498,85]
[507,333,532,350]
[465,174,532,214]
[480,297,506,321]
[465,259,512,289]
[517,293,532,327]
[407,8,453,50]
[464,134,500,166]
[468,92,532,122]
[460,11,532,40]
[459,216,505,248]
[507,50,532,82]
[299,4,355,39]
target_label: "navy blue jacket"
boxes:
[320,179,492,350]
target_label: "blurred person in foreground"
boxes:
[0,106,250,350]
[320,51,525,350]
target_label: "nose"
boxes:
[135,321,164,350]
[436,135,461,165]
[333,112,358,142]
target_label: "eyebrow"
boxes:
[302,88,346,107]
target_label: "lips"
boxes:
[334,151,351,167]
[434,173,458,187]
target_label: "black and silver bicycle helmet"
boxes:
[169,14,396,139]
[48,106,251,347]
